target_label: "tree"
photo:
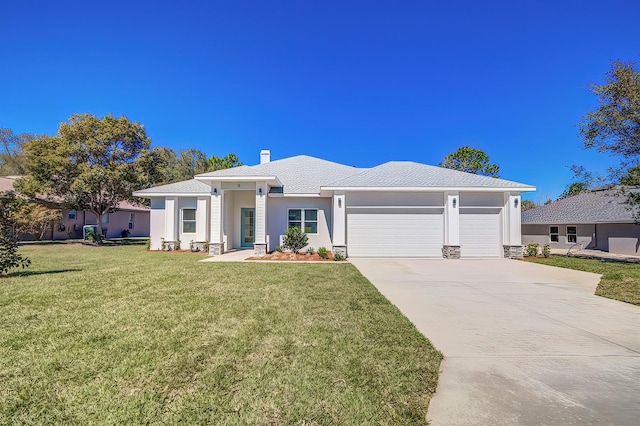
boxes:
[14,203,62,241]
[579,60,640,159]
[558,182,590,200]
[620,165,640,185]
[0,191,30,274]
[205,153,242,171]
[0,128,33,176]
[521,200,536,211]
[439,147,500,177]
[17,114,151,241]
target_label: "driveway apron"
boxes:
[350,258,640,426]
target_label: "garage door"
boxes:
[460,209,502,257]
[347,208,444,257]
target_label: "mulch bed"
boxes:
[248,251,335,261]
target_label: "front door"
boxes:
[240,208,255,248]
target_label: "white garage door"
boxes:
[460,209,502,258]
[347,208,444,257]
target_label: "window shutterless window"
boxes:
[128,213,134,230]
[68,209,76,220]
[549,226,559,242]
[182,209,196,233]
[566,226,577,243]
[287,209,318,234]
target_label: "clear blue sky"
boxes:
[2,1,638,201]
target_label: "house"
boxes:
[133,150,535,258]
[522,188,640,256]
[0,176,150,240]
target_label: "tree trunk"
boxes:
[92,211,105,245]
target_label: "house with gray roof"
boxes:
[133,150,535,258]
[522,188,640,255]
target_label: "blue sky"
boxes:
[1,0,638,201]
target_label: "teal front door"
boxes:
[240,208,255,248]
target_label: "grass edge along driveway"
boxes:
[1,244,442,425]
[525,255,640,306]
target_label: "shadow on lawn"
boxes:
[3,268,82,278]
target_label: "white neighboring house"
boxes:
[133,150,535,258]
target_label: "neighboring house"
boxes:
[522,188,640,256]
[133,150,535,258]
[0,176,150,240]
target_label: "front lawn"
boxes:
[526,255,640,306]
[0,244,442,425]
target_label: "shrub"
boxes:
[317,247,328,259]
[542,244,551,258]
[145,239,151,250]
[203,241,209,252]
[306,247,315,255]
[333,252,345,261]
[275,245,283,253]
[121,229,131,238]
[175,240,181,251]
[282,226,308,254]
[524,243,539,257]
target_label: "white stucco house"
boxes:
[133,150,535,258]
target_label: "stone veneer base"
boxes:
[503,245,524,259]
[442,245,461,259]
[208,243,224,256]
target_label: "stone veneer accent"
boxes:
[254,243,268,257]
[442,245,461,259]
[332,245,347,257]
[190,241,207,252]
[208,243,224,256]
[503,245,523,259]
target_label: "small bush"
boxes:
[175,240,181,251]
[282,226,308,254]
[275,245,282,253]
[145,239,151,250]
[203,241,209,252]
[333,252,345,261]
[121,229,131,238]
[542,244,551,258]
[317,247,328,259]
[524,243,539,257]
[306,247,315,255]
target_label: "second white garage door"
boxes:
[347,208,444,257]
[459,209,502,257]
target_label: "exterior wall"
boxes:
[149,198,166,250]
[522,224,596,250]
[459,192,504,207]
[347,191,444,207]
[597,223,640,255]
[267,197,332,252]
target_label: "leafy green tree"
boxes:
[439,147,500,177]
[146,148,242,185]
[521,200,536,211]
[15,203,62,241]
[620,165,640,185]
[579,60,640,158]
[0,128,33,176]
[0,191,30,274]
[205,153,242,171]
[17,114,151,241]
[558,182,590,200]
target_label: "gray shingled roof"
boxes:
[133,179,212,196]
[196,155,364,194]
[522,189,636,224]
[325,161,534,189]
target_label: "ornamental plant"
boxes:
[282,226,308,254]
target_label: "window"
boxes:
[288,209,318,234]
[102,213,109,225]
[68,209,76,220]
[128,213,134,230]
[566,226,577,243]
[549,226,559,242]
[182,209,196,233]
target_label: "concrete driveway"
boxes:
[350,258,640,426]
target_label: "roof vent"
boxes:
[260,150,271,164]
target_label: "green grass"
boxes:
[526,255,640,306]
[0,245,442,425]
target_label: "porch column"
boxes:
[209,181,224,255]
[443,191,460,258]
[164,197,178,249]
[254,181,268,256]
[503,192,523,258]
[332,191,347,257]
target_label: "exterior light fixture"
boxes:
[514,199,519,208]
[213,188,218,195]
[338,198,342,208]
[259,188,263,195]
[453,198,457,208]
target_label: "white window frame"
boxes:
[128,213,134,230]
[549,226,559,243]
[68,209,76,220]
[182,208,196,234]
[287,208,318,235]
[566,225,577,243]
